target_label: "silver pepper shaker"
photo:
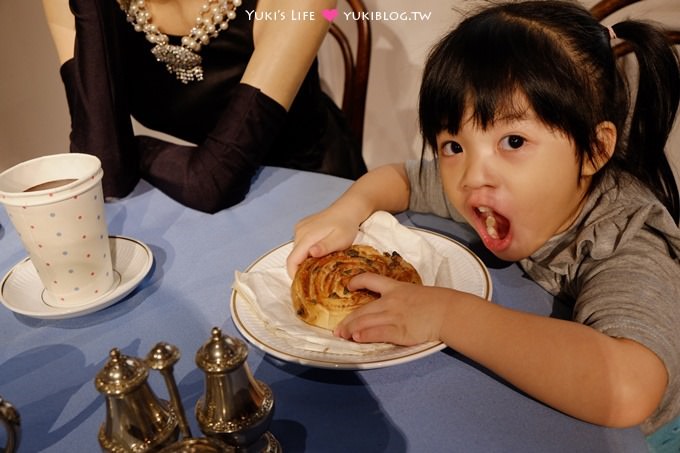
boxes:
[0,396,20,453]
[194,327,281,452]
[95,348,179,452]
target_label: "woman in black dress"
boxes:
[42,0,366,213]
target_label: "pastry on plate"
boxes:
[291,244,422,330]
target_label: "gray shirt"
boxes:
[406,159,680,434]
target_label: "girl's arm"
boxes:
[445,293,666,427]
[287,163,411,277]
[336,274,668,428]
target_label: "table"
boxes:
[0,167,648,452]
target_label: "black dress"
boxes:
[61,0,366,213]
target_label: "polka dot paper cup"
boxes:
[0,153,115,307]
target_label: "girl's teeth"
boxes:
[487,226,499,239]
[483,209,500,239]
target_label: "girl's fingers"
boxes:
[286,241,311,278]
[287,225,356,277]
[286,228,332,277]
[335,307,405,344]
[350,324,399,344]
[286,242,324,278]
[347,272,396,293]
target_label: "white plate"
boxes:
[0,236,153,319]
[230,228,492,370]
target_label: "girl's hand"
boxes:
[287,163,412,278]
[286,207,361,278]
[333,272,456,346]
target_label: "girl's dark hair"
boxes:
[419,0,680,222]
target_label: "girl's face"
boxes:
[437,106,592,262]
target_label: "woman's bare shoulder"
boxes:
[42,0,75,64]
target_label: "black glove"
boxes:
[138,83,287,213]
[61,0,139,199]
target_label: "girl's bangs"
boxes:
[420,13,578,149]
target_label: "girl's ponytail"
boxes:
[611,21,680,223]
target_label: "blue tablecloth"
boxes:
[0,167,648,452]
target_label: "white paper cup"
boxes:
[0,153,115,307]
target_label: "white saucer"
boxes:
[0,236,153,319]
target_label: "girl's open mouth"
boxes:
[475,206,511,250]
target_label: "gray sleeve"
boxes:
[405,159,466,222]
[573,229,680,433]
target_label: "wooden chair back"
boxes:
[590,0,680,57]
[328,0,371,146]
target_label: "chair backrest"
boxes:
[590,0,680,57]
[590,0,680,222]
[328,0,371,146]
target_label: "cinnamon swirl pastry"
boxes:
[291,244,422,330]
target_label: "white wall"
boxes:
[1,0,679,176]
[0,0,70,172]
[319,0,461,168]
[341,0,680,171]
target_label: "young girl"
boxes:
[287,0,680,443]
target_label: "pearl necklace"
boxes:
[117,0,242,83]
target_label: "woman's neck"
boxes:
[145,0,209,36]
